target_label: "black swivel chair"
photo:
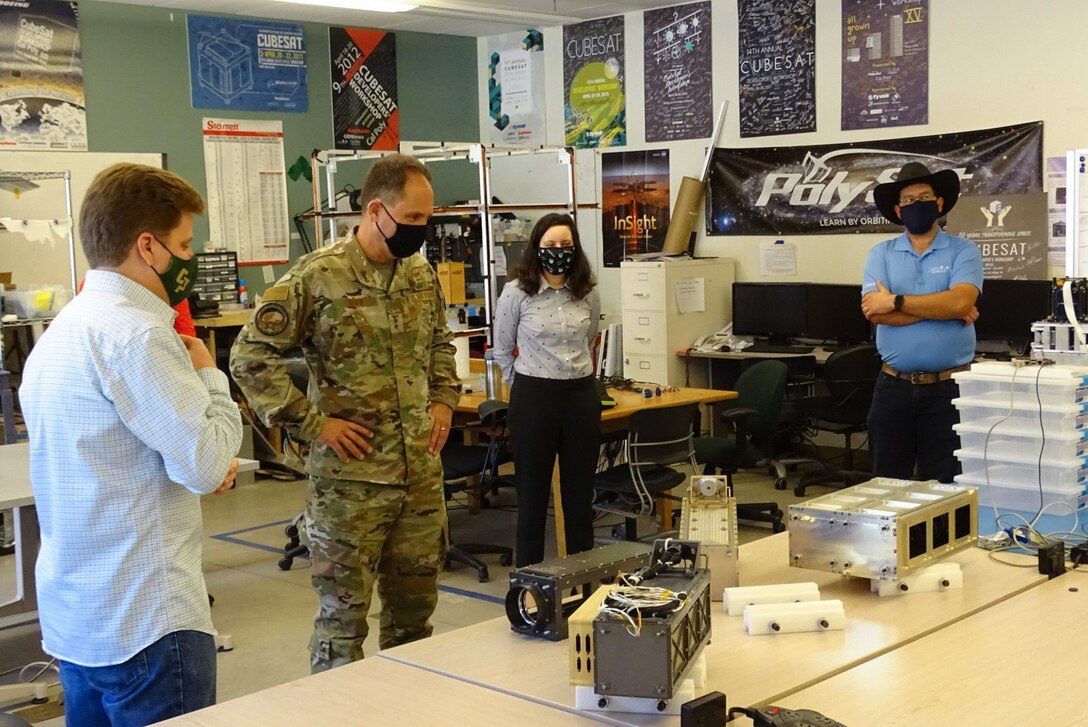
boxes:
[441,399,514,583]
[592,402,701,541]
[794,343,882,497]
[692,360,789,533]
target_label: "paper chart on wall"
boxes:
[202,117,290,264]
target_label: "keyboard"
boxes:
[745,344,815,354]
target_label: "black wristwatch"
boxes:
[893,294,905,312]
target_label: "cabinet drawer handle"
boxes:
[633,292,650,298]
[635,336,651,342]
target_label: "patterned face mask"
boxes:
[538,246,575,275]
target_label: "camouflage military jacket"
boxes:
[230,234,461,485]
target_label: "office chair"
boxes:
[692,360,788,533]
[793,343,881,497]
[592,402,701,541]
[441,399,514,583]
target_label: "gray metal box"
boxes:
[593,569,711,700]
[788,478,978,581]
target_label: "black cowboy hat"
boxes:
[873,161,960,225]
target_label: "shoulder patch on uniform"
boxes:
[262,285,290,302]
[255,303,289,336]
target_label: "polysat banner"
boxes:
[706,122,1042,236]
[563,15,625,149]
[187,15,307,112]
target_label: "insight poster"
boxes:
[841,0,928,130]
[187,14,308,112]
[563,16,625,149]
[644,2,712,143]
[0,0,86,150]
[737,0,815,138]
[485,28,545,145]
[601,149,670,267]
[330,27,397,150]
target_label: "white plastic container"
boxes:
[955,467,1087,513]
[954,362,1088,406]
[952,396,1088,433]
[956,447,1088,487]
[953,420,1088,461]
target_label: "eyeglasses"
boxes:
[898,192,937,206]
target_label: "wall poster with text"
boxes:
[644,1,712,143]
[563,15,625,149]
[330,27,397,150]
[841,0,928,131]
[737,0,815,138]
[601,149,670,267]
[947,193,1048,279]
[0,0,86,150]
[485,28,545,145]
[187,15,307,113]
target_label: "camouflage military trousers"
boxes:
[302,475,447,673]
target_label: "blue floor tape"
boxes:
[210,519,505,606]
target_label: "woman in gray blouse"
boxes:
[493,213,601,567]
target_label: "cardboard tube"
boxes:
[662,176,707,255]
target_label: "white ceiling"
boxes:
[85,0,680,37]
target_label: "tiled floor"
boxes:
[2,462,832,722]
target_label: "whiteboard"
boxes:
[0,152,163,290]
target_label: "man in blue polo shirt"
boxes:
[860,162,982,483]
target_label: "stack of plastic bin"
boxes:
[952,361,1088,513]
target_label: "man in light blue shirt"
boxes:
[20,164,242,725]
[861,162,983,483]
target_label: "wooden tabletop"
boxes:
[157,656,621,726]
[457,386,737,421]
[378,532,1044,724]
[193,309,254,328]
[772,575,1088,726]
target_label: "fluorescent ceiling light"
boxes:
[272,0,417,11]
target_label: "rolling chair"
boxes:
[692,360,788,533]
[440,399,514,583]
[592,402,701,541]
[794,342,881,497]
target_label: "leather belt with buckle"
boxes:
[881,363,970,385]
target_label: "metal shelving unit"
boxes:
[300,142,577,340]
[0,170,77,292]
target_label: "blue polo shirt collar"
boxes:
[893,229,951,258]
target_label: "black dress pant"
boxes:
[867,373,962,483]
[507,373,600,567]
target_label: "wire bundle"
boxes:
[598,585,688,637]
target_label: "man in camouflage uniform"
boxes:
[230,154,461,672]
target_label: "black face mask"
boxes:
[377,203,427,258]
[900,200,940,235]
[538,247,575,275]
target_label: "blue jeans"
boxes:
[58,630,216,726]
[867,373,962,483]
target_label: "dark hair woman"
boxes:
[492,213,601,566]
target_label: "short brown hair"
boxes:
[360,153,432,207]
[81,164,205,268]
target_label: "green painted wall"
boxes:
[79,2,479,294]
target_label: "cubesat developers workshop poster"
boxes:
[330,27,398,151]
[187,14,308,112]
[563,15,625,149]
[643,1,712,143]
[0,0,86,150]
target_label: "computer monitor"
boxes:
[731,283,807,344]
[805,284,873,345]
[974,279,1051,343]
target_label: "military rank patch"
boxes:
[255,303,289,336]
[262,285,290,302]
